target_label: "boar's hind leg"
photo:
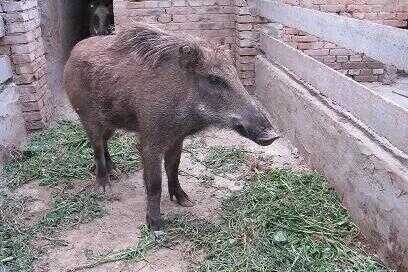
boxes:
[85,124,111,191]
[103,129,114,174]
[165,141,194,207]
[90,129,114,177]
[141,145,163,231]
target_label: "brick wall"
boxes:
[114,0,235,46]
[0,0,51,131]
[113,0,268,90]
[278,0,408,82]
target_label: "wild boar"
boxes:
[63,23,279,233]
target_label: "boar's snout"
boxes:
[232,113,280,147]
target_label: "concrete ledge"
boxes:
[256,56,408,271]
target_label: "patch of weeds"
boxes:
[37,189,105,234]
[204,146,250,174]
[70,226,156,271]
[4,121,140,187]
[185,144,251,176]
[196,174,215,187]
[0,193,36,272]
[179,170,215,188]
[165,169,390,272]
[1,121,140,271]
[0,187,106,272]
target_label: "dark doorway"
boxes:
[38,0,114,118]
[88,0,115,36]
[59,0,114,53]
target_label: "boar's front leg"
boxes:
[141,145,163,232]
[165,140,194,207]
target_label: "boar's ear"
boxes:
[179,44,201,70]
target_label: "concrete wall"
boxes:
[259,1,408,73]
[0,55,26,170]
[256,55,408,271]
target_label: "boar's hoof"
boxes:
[153,230,167,242]
[170,193,195,208]
[170,190,195,207]
[178,197,195,207]
[96,176,111,193]
[94,184,111,194]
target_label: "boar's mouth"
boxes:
[233,123,280,146]
[253,130,280,146]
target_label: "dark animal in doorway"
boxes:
[88,0,114,36]
[63,23,279,234]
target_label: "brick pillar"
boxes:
[233,0,268,91]
[1,0,51,131]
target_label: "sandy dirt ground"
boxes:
[17,130,303,272]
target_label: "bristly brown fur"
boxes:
[110,23,201,68]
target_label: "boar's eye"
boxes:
[208,75,228,88]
